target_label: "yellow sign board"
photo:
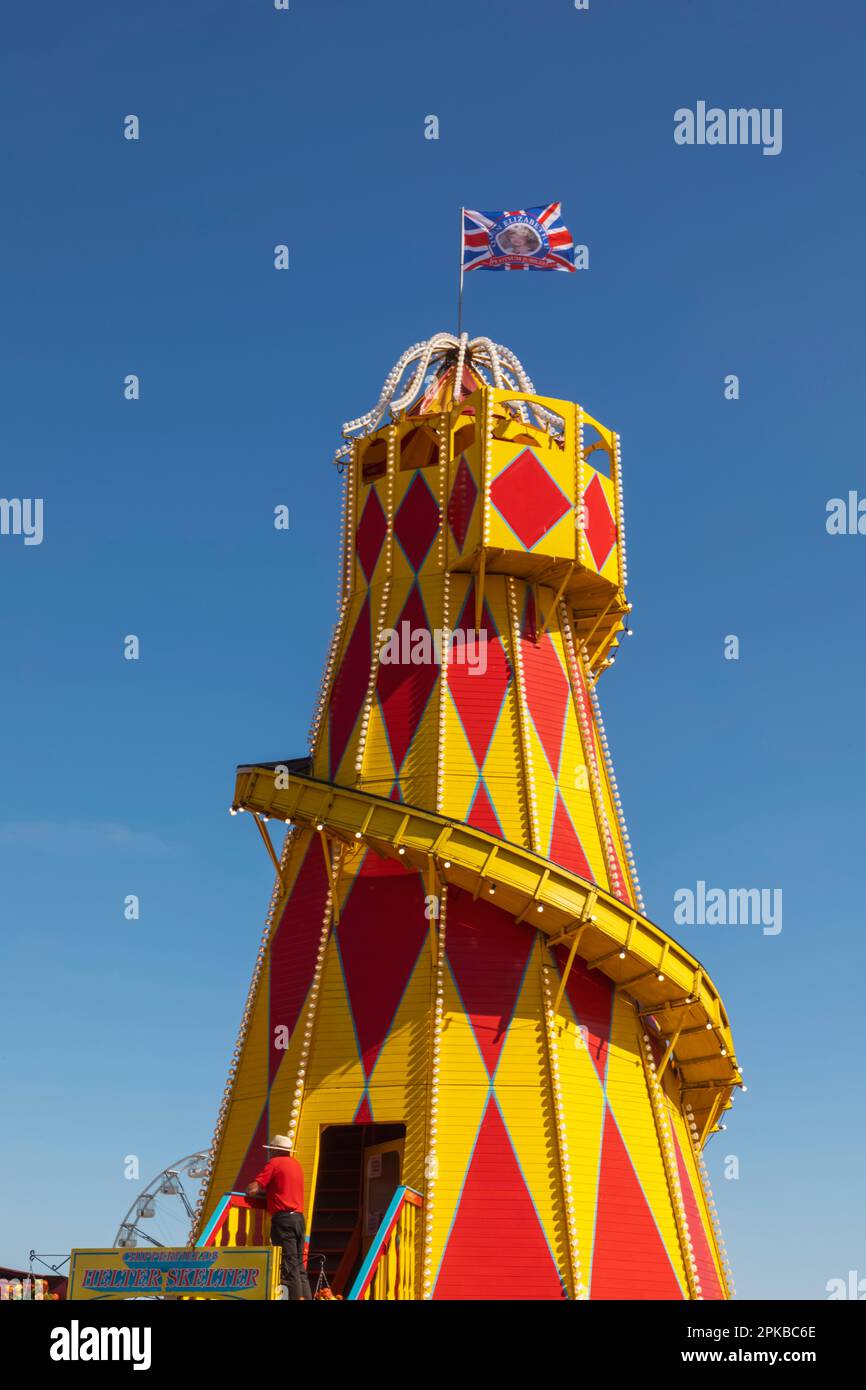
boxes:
[68,1247,280,1301]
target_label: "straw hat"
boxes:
[263,1134,293,1153]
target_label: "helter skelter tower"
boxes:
[192,333,741,1300]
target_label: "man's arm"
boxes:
[246,1180,265,1200]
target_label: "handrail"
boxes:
[196,1191,269,1249]
[346,1187,423,1301]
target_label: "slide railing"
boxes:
[196,1192,269,1249]
[346,1187,423,1301]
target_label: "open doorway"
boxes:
[307,1122,405,1296]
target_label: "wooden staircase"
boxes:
[307,1127,365,1294]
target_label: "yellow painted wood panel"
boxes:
[605,997,687,1292]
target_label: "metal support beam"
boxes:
[699,1090,725,1146]
[552,924,586,1016]
[579,594,616,655]
[587,621,622,681]
[657,1021,684,1082]
[550,890,596,1013]
[253,814,283,889]
[537,564,576,640]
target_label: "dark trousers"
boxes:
[270,1210,312,1301]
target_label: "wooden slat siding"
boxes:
[433,1096,565,1300]
[591,997,687,1296]
[234,862,333,1193]
[484,438,574,561]
[595,471,620,586]
[297,863,429,1101]
[462,577,526,846]
[494,939,571,1282]
[666,1102,727,1298]
[267,838,330,1086]
[669,1127,722,1299]
[334,859,428,1082]
[590,1110,684,1299]
[195,827,318,1236]
[550,953,686,1297]
[583,704,622,896]
[440,577,526,843]
[291,932,367,1224]
[550,963,608,1283]
[565,644,615,898]
[309,587,365,784]
[364,918,431,1168]
[428,961,489,1286]
[440,693,480,824]
[517,597,570,862]
[594,735,636,906]
[399,660,441,810]
[332,591,375,788]
[431,899,567,1299]
[201,1025,270,1217]
[366,572,443,808]
[361,685,400,801]
[559,733,609,889]
[288,854,431,1227]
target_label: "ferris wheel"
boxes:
[114,1152,210,1250]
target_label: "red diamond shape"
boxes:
[375,584,439,772]
[583,472,617,570]
[467,780,504,840]
[549,793,593,881]
[448,454,478,552]
[490,448,570,550]
[394,472,440,571]
[336,858,429,1082]
[356,487,387,581]
[329,596,371,780]
[520,593,570,776]
[433,1097,564,1300]
[448,581,512,767]
[446,893,535,1077]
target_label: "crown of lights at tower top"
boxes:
[334,331,564,464]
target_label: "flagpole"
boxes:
[456,205,465,338]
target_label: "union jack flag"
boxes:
[462,203,576,272]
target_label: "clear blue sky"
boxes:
[2,0,864,1298]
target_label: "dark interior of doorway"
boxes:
[307,1122,405,1296]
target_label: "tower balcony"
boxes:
[352,384,629,667]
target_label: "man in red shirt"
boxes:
[247,1134,311,1301]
